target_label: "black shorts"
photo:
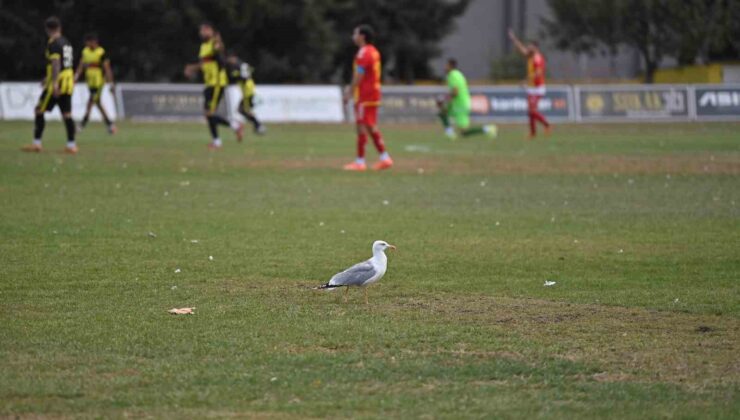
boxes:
[203,86,224,112]
[88,86,103,103]
[36,89,72,114]
[239,95,255,113]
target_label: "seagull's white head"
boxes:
[373,240,396,254]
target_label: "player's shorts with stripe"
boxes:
[88,86,104,104]
[36,89,71,114]
[203,86,224,112]
[355,102,379,126]
[526,85,546,97]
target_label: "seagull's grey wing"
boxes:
[328,260,376,286]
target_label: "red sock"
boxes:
[529,113,537,136]
[532,111,549,128]
[369,129,386,154]
[357,133,367,159]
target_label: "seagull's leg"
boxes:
[364,288,369,305]
[343,286,349,303]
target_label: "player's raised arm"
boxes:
[508,28,529,57]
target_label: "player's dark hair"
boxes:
[44,16,61,31]
[200,21,214,29]
[356,24,375,44]
[447,58,458,68]
[84,32,98,42]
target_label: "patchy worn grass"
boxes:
[0,121,738,418]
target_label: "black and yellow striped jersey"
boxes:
[45,35,74,94]
[226,60,255,97]
[81,46,107,88]
[199,39,227,87]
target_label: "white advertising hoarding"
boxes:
[0,82,117,121]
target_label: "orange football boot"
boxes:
[373,158,394,171]
[21,144,43,153]
[343,162,367,171]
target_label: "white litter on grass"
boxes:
[270,377,278,382]
[544,281,556,287]
[174,268,181,273]
[209,256,214,261]
[163,191,169,196]
[180,167,189,173]
[148,232,157,238]
[674,298,679,303]
[573,239,579,243]
[480,181,487,187]
[90,208,95,213]
[171,286,177,290]
[382,200,390,206]
[495,221,500,226]
[404,145,431,153]
[52,230,58,234]
[190,239,199,244]
[340,230,346,234]
[179,181,190,187]
[319,221,325,227]
[618,249,624,254]
[417,168,425,175]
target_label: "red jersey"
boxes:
[354,45,381,103]
[527,52,546,87]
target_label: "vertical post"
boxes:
[518,0,527,39]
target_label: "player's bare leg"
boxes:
[97,103,117,135]
[79,99,95,132]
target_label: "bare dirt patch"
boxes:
[219,154,740,176]
[384,295,740,387]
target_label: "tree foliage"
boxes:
[0,0,469,83]
[542,0,739,83]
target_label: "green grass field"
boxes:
[1,120,738,418]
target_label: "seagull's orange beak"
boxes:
[388,244,397,251]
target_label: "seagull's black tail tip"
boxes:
[313,283,341,291]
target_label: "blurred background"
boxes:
[1,0,738,85]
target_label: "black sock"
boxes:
[81,115,89,128]
[64,117,76,141]
[462,126,485,137]
[207,116,218,138]
[239,110,261,129]
[102,114,111,126]
[438,112,450,128]
[211,115,230,126]
[34,114,45,139]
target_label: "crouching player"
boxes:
[342,25,393,171]
[226,51,265,136]
[74,33,117,134]
[437,58,496,140]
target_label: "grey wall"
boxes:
[432,0,641,81]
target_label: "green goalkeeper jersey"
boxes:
[447,69,471,111]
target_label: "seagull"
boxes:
[315,240,396,304]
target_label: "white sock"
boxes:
[66,141,76,148]
[213,138,222,147]
[355,157,365,165]
[445,127,456,136]
[379,152,390,161]
[230,120,241,131]
[33,139,42,146]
